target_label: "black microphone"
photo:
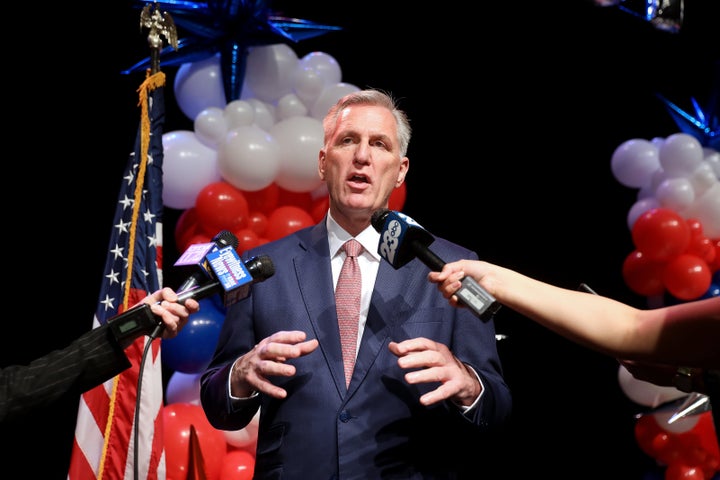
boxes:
[371,208,501,321]
[174,230,239,294]
[175,254,275,305]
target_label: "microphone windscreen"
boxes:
[371,208,391,232]
[246,255,275,281]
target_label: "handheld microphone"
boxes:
[176,253,275,306]
[141,250,275,340]
[174,230,239,294]
[371,208,501,321]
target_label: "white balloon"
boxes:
[292,67,326,109]
[248,98,276,131]
[651,410,700,434]
[689,161,718,197]
[610,138,660,188]
[655,177,695,212]
[617,364,685,407]
[658,132,704,177]
[224,100,255,130]
[682,183,720,239]
[270,116,324,192]
[276,93,309,120]
[162,130,221,209]
[166,371,202,405]
[194,107,227,148]
[217,125,280,191]
[298,51,342,85]
[703,147,720,178]
[310,82,360,120]
[245,43,299,103]
[174,54,226,121]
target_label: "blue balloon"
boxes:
[162,297,225,374]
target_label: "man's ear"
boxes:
[318,151,326,180]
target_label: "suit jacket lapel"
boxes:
[295,222,348,395]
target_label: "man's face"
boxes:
[318,104,408,226]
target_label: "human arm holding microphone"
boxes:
[428,259,719,369]
[0,287,199,423]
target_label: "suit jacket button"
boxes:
[339,411,351,422]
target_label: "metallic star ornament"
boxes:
[123,0,341,102]
[657,91,720,151]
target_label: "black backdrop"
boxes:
[3,1,717,478]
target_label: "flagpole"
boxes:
[68,4,177,480]
[132,7,177,480]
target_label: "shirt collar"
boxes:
[326,211,381,262]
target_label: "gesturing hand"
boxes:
[389,337,481,407]
[230,330,319,399]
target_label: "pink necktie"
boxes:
[336,239,362,387]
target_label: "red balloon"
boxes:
[665,462,706,480]
[163,403,228,480]
[707,239,720,273]
[175,207,200,252]
[310,195,329,223]
[265,205,314,241]
[243,183,279,215]
[233,227,262,254]
[245,211,269,237]
[686,235,717,265]
[632,208,691,261]
[388,182,407,211]
[220,449,256,480]
[663,254,712,300]
[195,181,250,236]
[686,218,704,238]
[277,187,313,211]
[622,250,666,296]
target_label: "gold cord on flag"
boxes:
[122,69,166,311]
[98,70,166,480]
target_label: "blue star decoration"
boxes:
[656,78,719,151]
[123,0,341,103]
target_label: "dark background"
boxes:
[3,0,718,478]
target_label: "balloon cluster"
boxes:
[634,410,719,480]
[612,132,720,479]
[612,132,720,302]
[159,43,408,479]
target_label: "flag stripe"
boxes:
[68,71,167,480]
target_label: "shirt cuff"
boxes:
[454,364,484,414]
[228,357,259,409]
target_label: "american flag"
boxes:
[68,71,168,480]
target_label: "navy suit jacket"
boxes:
[201,220,512,479]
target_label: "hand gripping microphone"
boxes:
[148,250,274,339]
[109,231,275,344]
[371,208,501,321]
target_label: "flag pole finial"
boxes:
[140,2,177,73]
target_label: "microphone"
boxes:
[176,253,275,305]
[371,208,501,321]
[174,230,239,294]
[109,253,274,346]
[142,250,275,340]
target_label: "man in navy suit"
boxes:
[201,89,512,479]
